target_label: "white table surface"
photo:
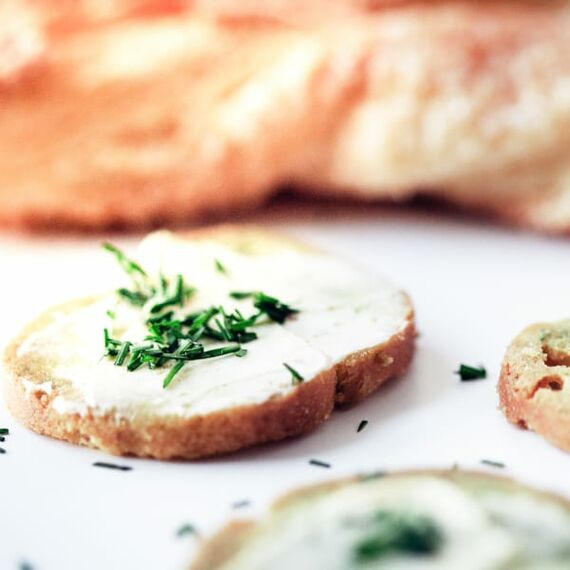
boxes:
[1,202,569,570]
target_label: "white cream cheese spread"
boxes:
[17,231,411,419]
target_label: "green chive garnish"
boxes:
[455,364,486,381]
[214,259,227,274]
[481,459,505,469]
[176,523,198,538]
[284,362,304,385]
[93,462,132,471]
[309,459,331,468]
[353,512,443,563]
[102,244,300,389]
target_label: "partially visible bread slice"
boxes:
[2,2,570,233]
[3,226,415,459]
[499,320,570,452]
[191,469,570,570]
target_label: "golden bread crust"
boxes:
[0,2,569,232]
[499,320,570,452]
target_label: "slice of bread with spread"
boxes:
[499,320,570,453]
[191,470,570,570]
[3,226,415,459]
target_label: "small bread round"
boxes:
[3,226,415,459]
[499,320,570,452]
[191,469,570,570]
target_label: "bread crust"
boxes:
[190,469,570,570]
[3,228,415,460]
[499,320,570,452]
[1,2,569,233]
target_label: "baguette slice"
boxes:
[3,226,415,459]
[499,320,570,453]
[2,2,570,234]
[191,470,570,570]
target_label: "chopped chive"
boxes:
[106,309,116,319]
[481,459,505,469]
[163,361,185,389]
[353,511,443,562]
[114,342,132,366]
[117,288,148,307]
[126,353,144,372]
[283,362,304,385]
[19,562,34,570]
[0,447,5,454]
[229,291,253,300]
[357,420,369,433]
[214,259,227,274]
[103,242,147,277]
[193,345,242,359]
[93,462,132,471]
[176,523,198,538]
[359,471,387,482]
[253,292,298,324]
[0,428,9,435]
[102,245,302,391]
[455,364,487,381]
[0,437,4,442]
[309,459,331,468]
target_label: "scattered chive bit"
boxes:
[106,309,116,319]
[214,259,227,274]
[309,459,331,469]
[103,242,148,279]
[357,420,369,433]
[176,523,198,538]
[283,362,304,385]
[0,448,5,454]
[232,500,251,509]
[455,364,487,381]
[359,471,387,482]
[93,461,132,471]
[102,244,299,388]
[481,459,505,469]
[0,428,9,435]
[229,291,253,300]
[353,511,443,563]
[0,437,4,442]
[19,563,34,570]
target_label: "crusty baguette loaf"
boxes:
[499,320,570,453]
[1,1,569,233]
[191,469,570,570]
[3,226,415,459]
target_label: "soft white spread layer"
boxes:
[219,476,570,570]
[17,231,410,419]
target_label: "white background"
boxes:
[1,202,569,570]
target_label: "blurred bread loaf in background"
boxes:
[1,0,569,232]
